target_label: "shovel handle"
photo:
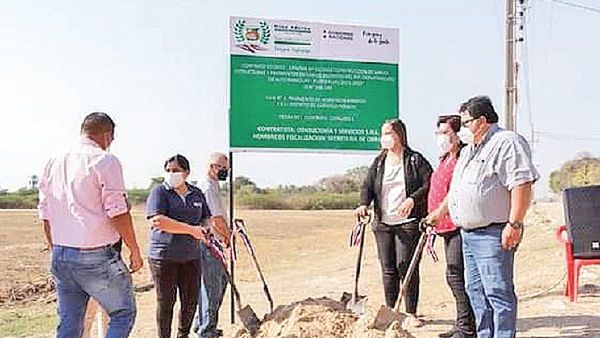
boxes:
[357,212,372,225]
[222,268,243,311]
[394,231,428,312]
[233,218,274,313]
[353,212,371,301]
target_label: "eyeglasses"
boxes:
[461,117,478,128]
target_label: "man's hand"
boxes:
[355,205,369,218]
[129,250,143,273]
[211,217,230,243]
[222,233,231,247]
[398,197,415,218]
[501,223,523,250]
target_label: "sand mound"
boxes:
[229,297,415,338]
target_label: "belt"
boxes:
[462,222,506,233]
[72,242,120,251]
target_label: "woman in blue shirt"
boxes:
[146,154,211,338]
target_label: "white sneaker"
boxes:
[402,314,424,328]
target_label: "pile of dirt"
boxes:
[0,275,55,305]
[230,297,415,338]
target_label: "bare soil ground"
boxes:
[1,202,599,337]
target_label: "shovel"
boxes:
[234,219,275,313]
[341,213,371,315]
[370,220,430,331]
[206,238,261,335]
[223,267,262,335]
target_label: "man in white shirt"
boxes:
[195,152,231,338]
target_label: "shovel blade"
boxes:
[346,298,367,316]
[369,305,406,331]
[344,296,367,315]
[237,305,261,335]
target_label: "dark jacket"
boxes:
[360,148,433,231]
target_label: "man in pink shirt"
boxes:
[38,112,143,338]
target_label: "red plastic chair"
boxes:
[556,225,600,301]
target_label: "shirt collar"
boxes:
[81,136,102,148]
[482,123,500,142]
[471,123,500,150]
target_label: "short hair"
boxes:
[437,115,461,133]
[383,118,408,148]
[459,96,499,123]
[208,152,228,165]
[164,154,190,172]
[80,112,115,135]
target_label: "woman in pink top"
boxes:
[425,115,475,338]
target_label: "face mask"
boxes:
[457,129,474,144]
[380,134,394,149]
[164,172,184,189]
[217,169,228,181]
[436,134,452,153]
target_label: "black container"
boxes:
[562,185,600,259]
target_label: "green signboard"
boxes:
[230,17,399,152]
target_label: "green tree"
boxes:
[549,155,600,193]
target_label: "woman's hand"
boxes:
[150,215,170,229]
[398,197,415,218]
[354,205,369,218]
[190,227,209,243]
[424,209,442,227]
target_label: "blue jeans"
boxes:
[51,245,136,338]
[194,244,227,337]
[462,224,517,338]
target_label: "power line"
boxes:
[540,0,600,15]
[536,131,600,142]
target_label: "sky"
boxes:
[1,0,600,197]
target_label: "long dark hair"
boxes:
[378,118,409,157]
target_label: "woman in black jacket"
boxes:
[356,118,433,327]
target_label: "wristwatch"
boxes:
[508,221,524,230]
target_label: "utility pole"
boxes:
[505,0,517,131]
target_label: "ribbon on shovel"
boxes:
[349,219,365,248]
[230,221,256,261]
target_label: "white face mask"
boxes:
[380,134,394,149]
[457,129,474,144]
[436,134,453,153]
[164,172,184,189]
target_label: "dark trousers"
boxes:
[149,258,200,338]
[441,230,476,333]
[374,225,421,314]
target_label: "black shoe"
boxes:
[452,330,476,338]
[439,327,457,338]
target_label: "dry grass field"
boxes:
[0,202,599,337]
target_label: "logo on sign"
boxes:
[234,19,271,53]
